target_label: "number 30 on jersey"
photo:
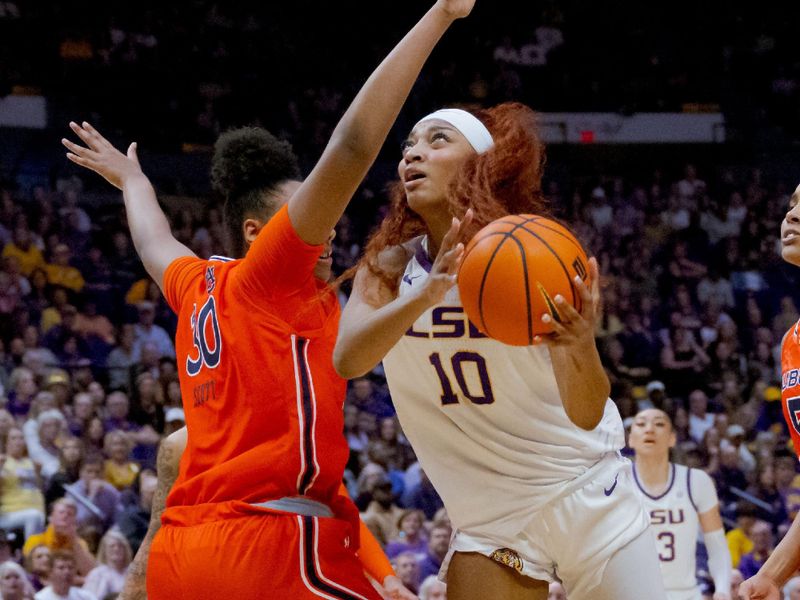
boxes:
[186,296,222,376]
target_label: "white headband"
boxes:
[416,108,494,154]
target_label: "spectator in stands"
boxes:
[42,370,71,412]
[24,544,52,592]
[0,426,45,538]
[104,324,138,393]
[66,393,94,438]
[23,498,95,577]
[393,551,421,595]
[34,549,96,600]
[784,576,800,599]
[746,462,789,532]
[360,472,404,546]
[0,559,36,600]
[44,437,84,514]
[418,574,447,600]
[6,366,37,419]
[45,244,84,294]
[688,389,716,443]
[385,509,428,560]
[26,410,66,481]
[417,520,452,581]
[82,528,131,599]
[738,520,774,579]
[727,502,758,569]
[101,430,138,491]
[114,469,156,554]
[68,454,120,532]
[131,301,174,359]
[2,225,44,277]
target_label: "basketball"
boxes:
[457,214,591,346]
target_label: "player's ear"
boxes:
[242,218,263,247]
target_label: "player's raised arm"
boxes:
[62,124,195,292]
[286,0,475,246]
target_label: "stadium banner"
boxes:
[540,112,725,144]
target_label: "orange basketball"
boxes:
[457,214,591,346]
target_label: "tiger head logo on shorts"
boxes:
[490,548,524,574]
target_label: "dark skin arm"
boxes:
[118,430,183,600]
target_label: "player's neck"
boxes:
[425,214,454,260]
[635,454,671,490]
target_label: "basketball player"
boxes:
[629,408,732,600]
[334,104,665,599]
[62,1,476,597]
[739,182,800,600]
[119,427,416,600]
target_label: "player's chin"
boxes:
[781,245,800,267]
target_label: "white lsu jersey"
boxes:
[381,237,625,540]
[632,462,719,600]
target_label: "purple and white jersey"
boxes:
[381,236,625,540]
[632,462,719,600]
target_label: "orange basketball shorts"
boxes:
[147,510,381,599]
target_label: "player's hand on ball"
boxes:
[416,209,473,307]
[535,256,600,347]
[62,121,144,190]
[738,574,781,599]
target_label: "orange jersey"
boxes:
[162,205,351,522]
[781,320,800,459]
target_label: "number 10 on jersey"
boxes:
[428,351,495,406]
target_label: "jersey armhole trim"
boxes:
[687,467,699,513]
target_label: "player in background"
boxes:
[334,103,665,599]
[118,427,416,600]
[62,1,476,597]
[629,408,731,600]
[739,183,800,600]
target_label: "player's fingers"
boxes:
[457,208,474,237]
[553,294,581,325]
[440,216,461,250]
[61,137,98,159]
[81,121,111,148]
[572,275,593,318]
[541,312,568,339]
[65,153,95,169]
[588,256,600,297]
[127,142,140,164]
[69,121,98,148]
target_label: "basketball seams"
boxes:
[476,232,515,339]
[505,234,534,344]
[518,219,585,254]
[512,226,582,313]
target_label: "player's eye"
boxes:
[400,139,415,152]
[431,131,450,143]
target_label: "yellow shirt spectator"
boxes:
[2,241,44,276]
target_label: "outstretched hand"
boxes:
[415,208,473,307]
[435,0,476,20]
[62,121,143,190]
[534,256,600,347]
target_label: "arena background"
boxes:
[1,1,800,598]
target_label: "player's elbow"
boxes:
[332,344,370,380]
